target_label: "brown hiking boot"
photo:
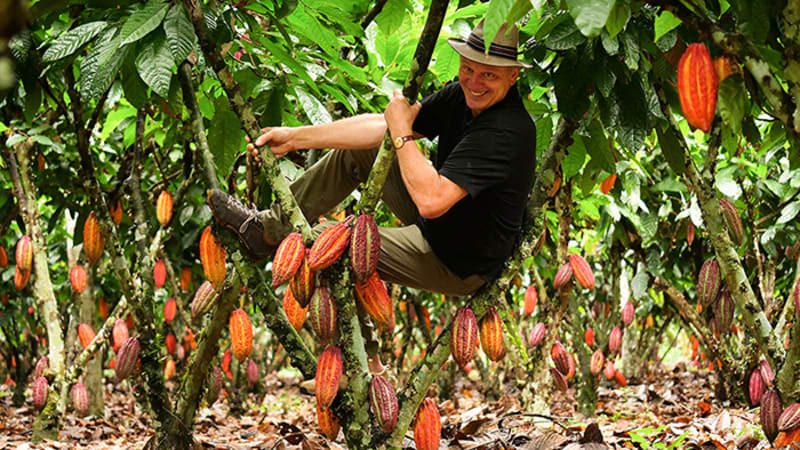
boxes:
[207,189,276,261]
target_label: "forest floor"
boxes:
[0,362,775,449]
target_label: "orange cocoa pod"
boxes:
[112,319,129,353]
[283,286,308,331]
[585,327,595,347]
[614,370,627,387]
[600,173,617,194]
[199,226,226,290]
[229,308,253,362]
[354,271,393,328]
[479,307,504,362]
[165,332,176,356]
[78,323,95,350]
[0,245,8,268]
[451,307,478,370]
[677,43,718,133]
[350,214,380,282]
[569,254,595,290]
[14,266,30,290]
[414,398,441,450]
[70,265,87,294]
[98,297,108,320]
[163,297,177,324]
[222,349,233,379]
[272,232,305,288]
[16,235,33,273]
[317,399,341,440]
[153,260,166,289]
[126,314,134,331]
[164,358,176,379]
[523,285,537,316]
[83,212,104,266]
[590,350,604,376]
[308,217,354,271]
[156,191,173,226]
[180,267,192,292]
[289,248,315,307]
[713,55,738,82]
[315,345,343,410]
[109,199,123,226]
[183,326,197,350]
[553,263,573,289]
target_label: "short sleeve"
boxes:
[412,83,460,139]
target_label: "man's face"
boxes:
[458,57,520,117]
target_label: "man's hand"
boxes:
[245,127,297,161]
[384,89,421,139]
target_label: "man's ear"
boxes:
[510,67,520,83]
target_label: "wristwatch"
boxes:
[393,135,415,149]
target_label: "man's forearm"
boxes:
[294,113,387,150]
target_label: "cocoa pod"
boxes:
[350,214,380,282]
[71,382,89,416]
[112,319,129,353]
[621,302,634,328]
[222,349,232,379]
[156,191,173,226]
[315,345,343,410]
[15,235,33,273]
[289,248,315,307]
[180,266,192,292]
[370,375,399,433]
[70,265,87,294]
[309,284,337,344]
[677,43,718,133]
[608,326,622,354]
[569,254,595,290]
[600,173,616,194]
[83,212,104,266]
[585,328,594,347]
[779,403,800,432]
[34,356,48,379]
[33,376,49,410]
[550,367,568,392]
[317,399,341,439]
[164,358,175,379]
[78,323,95,350]
[177,344,185,361]
[713,55,738,82]
[719,198,744,245]
[760,359,775,386]
[272,232,305,288]
[527,322,546,347]
[714,289,734,334]
[283,285,309,331]
[115,337,140,381]
[308,217,354,270]
[229,308,253,362]
[165,333,176,356]
[550,341,571,375]
[565,351,575,379]
[523,285,537,316]
[98,297,108,320]
[414,398,441,450]
[109,199,123,226]
[614,370,627,387]
[450,307,479,369]
[0,245,7,268]
[604,360,615,379]
[749,369,765,406]
[686,220,695,246]
[191,281,218,321]
[208,366,222,403]
[355,271,393,328]
[164,297,177,324]
[479,307,504,362]
[553,263,573,289]
[247,359,259,388]
[708,315,720,339]
[794,278,800,317]
[199,226,226,290]
[153,260,166,289]
[761,389,782,442]
[590,350,604,376]
[697,259,721,306]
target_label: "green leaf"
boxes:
[715,167,742,198]
[258,38,318,94]
[80,28,129,101]
[621,29,640,70]
[536,116,553,157]
[484,0,516,52]
[42,21,107,62]
[655,124,685,174]
[102,104,137,140]
[591,56,616,97]
[777,201,800,225]
[507,0,535,25]
[717,76,746,135]
[287,6,340,58]
[0,122,7,133]
[631,270,648,300]
[431,39,460,82]
[605,2,630,39]
[562,134,587,180]
[135,31,174,99]
[552,54,590,120]
[732,1,769,45]
[654,10,681,42]
[163,5,195,62]
[565,0,615,38]
[547,19,586,50]
[374,0,409,36]
[208,97,244,177]
[121,57,149,108]
[585,119,615,173]
[119,0,169,46]
[294,87,332,125]
[600,29,619,55]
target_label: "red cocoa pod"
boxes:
[180,267,192,292]
[550,341,571,376]
[697,259,721,306]
[677,43,718,133]
[164,358,176,379]
[191,280,218,320]
[112,319,129,353]
[109,199,123,226]
[714,289,734,334]
[479,307,504,362]
[761,389,782,442]
[590,350,605,376]
[355,271,393,328]
[604,360,615,379]
[719,198,744,246]
[553,263,573,289]
[229,308,253,362]
[222,349,233,380]
[585,327,595,347]
[165,332,176,356]
[16,235,33,273]
[78,323,95,350]
[621,302,635,328]
[272,232,305,288]
[289,248,315,307]
[370,375,399,433]
[283,285,309,331]
[70,265,87,294]
[565,351,575,379]
[779,403,800,432]
[156,190,173,226]
[308,217,354,270]
[33,376,49,410]
[760,359,775,387]
[600,173,616,194]
[71,382,89,416]
[317,399,341,440]
[208,366,222,403]
[686,220,695,246]
[115,337,140,381]
[316,345,343,410]
[0,245,7,268]
[523,285,537,316]
[164,298,177,324]
[749,369,765,406]
[247,359,259,388]
[450,307,479,370]
[34,356,48,379]
[414,398,441,450]
[98,297,108,320]
[350,214,380,283]
[550,367,568,392]
[527,322,546,347]
[199,226,226,290]
[153,260,166,289]
[608,326,622,354]
[794,278,800,317]
[309,284,337,344]
[177,344,185,361]
[569,254,595,290]
[614,370,627,387]
[83,212,104,267]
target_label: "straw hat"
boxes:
[448,19,531,69]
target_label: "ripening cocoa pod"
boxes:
[115,337,140,381]
[222,349,232,379]
[713,55,738,82]
[749,369,765,406]
[523,285,537,316]
[177,344,185,361]
[208,366,222,403]
[686,220,695,246]
[697,259,721,307]
[199,226,226,290]
[355,271,393,328]
[761,389,782,442]
[604,360,615,379]
[779,403,800,432]
[16,235,33,273]
[34,356,48,379]
[247,359,259,388]
[0,245,7,268]
[309,284,337,344]
[370,376,399,433]
[760,359,775,387]
[272,232,305,288]
[316,345,343,410]
[70,265,87,294]
[164,297,177,324]
[165,332,176,356]
[585,327,595,347]
[569,254,595,290]
[608,326,622,354]
[317,399,341,439]
[565,351,576,379]
[164,358,176,379]
[677,43,718,133]
[180,267,192,292]
[153,260,166,289]
[229,308,253,362]
[590,350,604,376]
[71,382,89,416]
[614,370,627,387]
[14,266,31,290]
[308,217,354,270]
[109,199,123,226]
[719,198,744,246]
[553,263,573,289]
[191,281,218,320]
[621,302,635,328]
[794,278,800,317]
[78,323,95,350]
[156,191,173,226]
[83,212,104,267]
[414,398,441,450]
[451,307,479,370]
[289,248,315,307]
[283,286,309,331]
[527,322,546,347]
[550,341,571,376]
[33,376,49,410]
[600,173,616,194]
[714,289,734,334]
[550,367,568,392]
[478,307,504,362]
[350,214,380,283]
[112,319,129,353]
[98,297,109,320]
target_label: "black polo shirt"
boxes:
[412,82,537,281]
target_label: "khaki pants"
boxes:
[259,147,485,296]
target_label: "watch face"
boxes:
[394,137,403,149]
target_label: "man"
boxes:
[209,19,536,298]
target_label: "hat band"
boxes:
[466,32,519,60]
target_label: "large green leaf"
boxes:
[374,0,409,36]
[294,87,332,125]
[655,124,685,174]
[119,0,169,46]
[717,76,746,135]
[42,21,107,62]
[565,0,615,38]
[484,0,516,52]
[605,2,630,39]
[547,19,586,50]
[287,6,340,58]
[777,201,800,225]
[562,134,587,180]
[431,38,459,82]
[208,96,244,176]
[121,57,149,108]
[163,5,195,63]
[80,28,128,101]
[732,1,769,45]
[135,31,174,99]
[585,119,615,173]
[552,53,590,120]
[654,10,681,42]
